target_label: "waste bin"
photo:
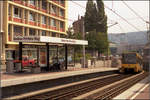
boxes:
[6,59,14,73]
[88,60,91,67]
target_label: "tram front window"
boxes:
[122,53,136,64]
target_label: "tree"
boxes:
[86,30,97,50]
[84,0,109,56]
[96,0,108,33]
[96,32,108,54]
[84,0,97,32]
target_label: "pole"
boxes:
[19,42,23,71]
[82,20,86,68]
[0,1,3,98]
[46,43,49,71]
[107,47,109,67]
[65,44,68,70]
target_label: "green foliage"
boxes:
[84,0,109,54]
[85,30,97,51]
[84,0,97,32]
[86,53,92,60]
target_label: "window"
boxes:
[14,7,21,18]
[38,14,41,23]
[8,5,11,16]
[60,0,64,5]
[29,0,35,5]
[48,18,50,25]
[42,0,47,10]
[59,9,64,17]
[29,28,36,36]
[8,25,11,41]
[42,16,46,24]
[51,19,56,27]
[42,30,46,36]
[38,1,40,8]
[24,27,27,36]
[51,5,56,14]
[24,10,27,20]
[38,30,41,36]
[29,12,35,21]
[14,26,22,36]
[60,22,64,28]
[52,32,56,37]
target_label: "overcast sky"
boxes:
[68,0,149,34]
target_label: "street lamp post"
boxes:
[82,20,86,68]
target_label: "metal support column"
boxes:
[19,42,23,71]
[57,45,59,63]
[65,44,68,70]
[37,46,39,67]
[74,47,75,67]
[82,20,86,68]
[46,43,49,71]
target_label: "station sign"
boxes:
[13,36,40,42]
[13,36,88,45]
[40,36,88,45]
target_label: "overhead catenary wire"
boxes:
[117,23,125,33]
[104,4,141,31]
[70,0,141,32]
[121,0,147,23]
[70,0,117,25]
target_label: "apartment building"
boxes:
[72,16,84,37]
[2,0,68,66]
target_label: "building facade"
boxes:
[2,0,68,67]
[72,16,84,36]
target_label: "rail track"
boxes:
[21,73,133,100]
[93,72,148,100]
[75,71,148,100]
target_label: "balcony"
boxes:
[14,32,23,36]
[28,4,36,9]
[9,16,12,21]
[51,13,57,17]
[48,25,51,29]
[60,28,64,32]
[29,21,36,26]
[13,17,22,23]
[51,26,56,30]
[41,9,47,13]
[59,15,65,19]
[22,1,28,6]
[38,23,41,27]
[42,24,46,28]
[13,0,22,4]
[8,35,11,41]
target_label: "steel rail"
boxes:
[26,74,132,100]
[94,72,148,100]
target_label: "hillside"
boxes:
[108,31,148,45]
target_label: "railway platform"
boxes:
[1,60,118,87]
[113,74,149,100]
